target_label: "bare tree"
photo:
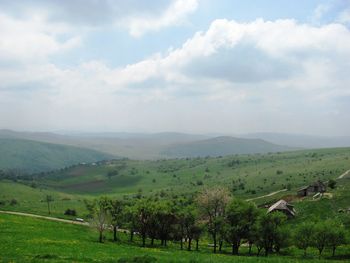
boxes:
[45,195,54,215]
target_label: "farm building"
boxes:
[297,180,327,197]
[267,199,296,218]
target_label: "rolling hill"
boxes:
[0,138,114,173]
[161,136,294,158]
[0,130,296,159]
[242,132,350,149]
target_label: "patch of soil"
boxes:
[63,180,106,192]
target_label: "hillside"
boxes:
[242,132,350,149]
[161,136,294,158]
[15,147,348,198]
[0,130,210,159]
[0,138,114,173]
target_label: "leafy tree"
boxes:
[177,205,201,251]
[313,221,330,257]
[155,201,176,247]
[326,221,347,257]
[109,199,124,242]
[257,212,287,256]
[196,187,230,253]
[134,199,154,247]
[86,197,111,243]
[294,221,315,256]
[123,205,138,242]
[274,226,291,253]
[225,199,260,255]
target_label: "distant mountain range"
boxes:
[0,138,114,173]
[1,129,349,173]
[161,136,293,158]
[241,132,350,149]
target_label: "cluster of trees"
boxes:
[295,220,347,257]
[85,187,348,258]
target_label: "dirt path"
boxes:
[0,210,88,226]
[245,189,287,202]
[337,169,350,179]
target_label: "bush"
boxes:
[117,255,157,263]
[64,209,77,216]
[10,199,18,206]
[328,179,336,189]
[196,180,203,186]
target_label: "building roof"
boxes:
[267,199,296,217]
[298,180,326,191]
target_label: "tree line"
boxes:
[85,187,348,258]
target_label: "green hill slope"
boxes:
[0,138,115,173]
[161,136,294,158]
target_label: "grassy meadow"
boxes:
[0,213,349,263]
[1,147,350,262]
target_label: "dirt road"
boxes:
[337,169,350,179]
[0,210,88,226]
[245,189,287,201]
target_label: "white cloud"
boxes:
[0,13,80,63]
[337,8,350,24]
[1,17,350,134]
[0,0,199,37]
[124,0,199,37]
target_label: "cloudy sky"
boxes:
[0,0,349,135]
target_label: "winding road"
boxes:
[337,169,350,180]
[0,210,88,226]
[245,189,287,202]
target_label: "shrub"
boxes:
[64,209,77,216]
[328,179,336,189]
[117,255,157,263]
[10,199,18,206]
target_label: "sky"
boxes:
[0,0,349,136]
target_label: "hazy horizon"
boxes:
[1,0,349,136]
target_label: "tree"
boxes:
[86,197,111,243]
[154,201,176,247]
[109,199,124,242]
[123,205,138,242]
[313,221,330,257]
[225,199,260,255]
[134,199,154,247]
[257,212,287,256]
[196,187,230,253]
[177,205,200,251]
[294,222,315,256]
[45,195,54,215]
[326,221,347,257]
[274,226,291,253]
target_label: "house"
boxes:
[297,180,327,197]
[267,199,296,218]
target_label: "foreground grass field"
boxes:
[0,213,348,263]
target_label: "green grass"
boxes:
[0,213,348,263]
[34,147,350,198]
[0,138,114,173]
[1,148,350,262]
[0,180,89,219]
